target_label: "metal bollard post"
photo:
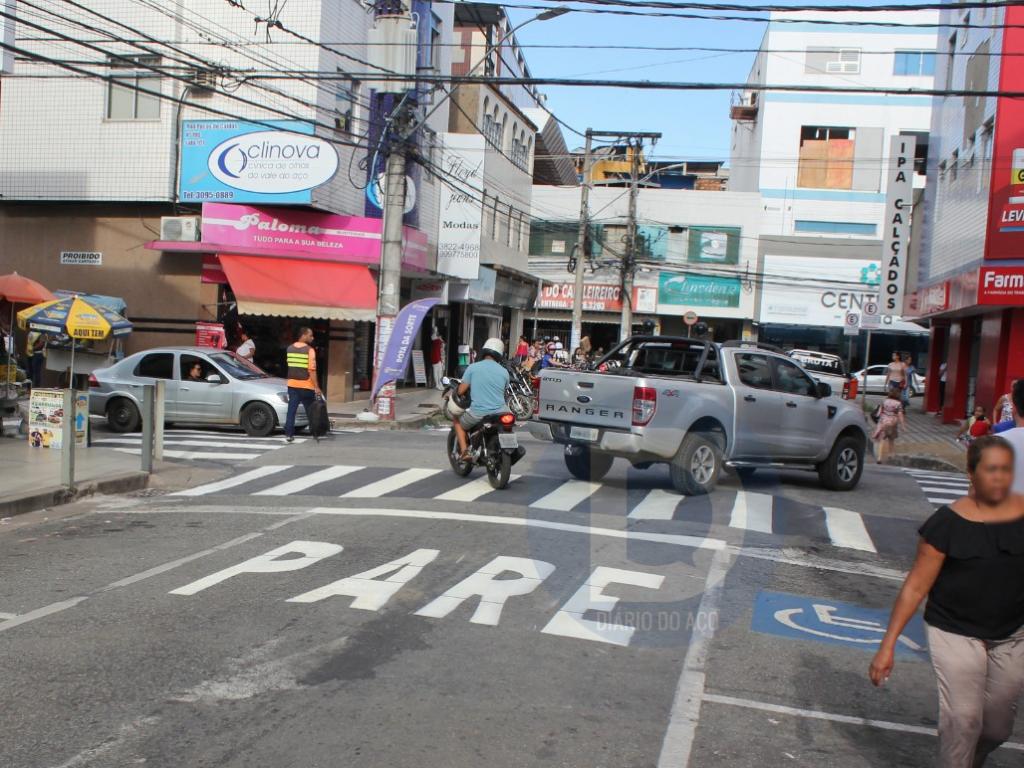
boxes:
[153,379,165,462]
[141,384,155,474]
[61,388,76,491]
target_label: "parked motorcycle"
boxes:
[441,376,523,490]
[503,361,536,420]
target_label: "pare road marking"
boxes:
[169,540,666,647]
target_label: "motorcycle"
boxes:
[441,376,524,490]
[503,360,536,420]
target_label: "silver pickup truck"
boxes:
[526,337,869,495]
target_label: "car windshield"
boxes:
[207,351,269,380]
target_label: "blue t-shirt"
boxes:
[540,353,555,369]
[463,358,510,415]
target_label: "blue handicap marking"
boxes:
[751,591,927,657]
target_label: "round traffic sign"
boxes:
[845,312,860,327]
[683,311,699,326]
[863,301,879,316]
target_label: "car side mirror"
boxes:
[206,373,225,384]
[816,381,832,398]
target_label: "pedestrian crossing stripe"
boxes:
[92,432,306,463]
[168,464,895,554]
[905,468,970,505]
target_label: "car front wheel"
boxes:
[240,402,276,437]
[817,435,864,491]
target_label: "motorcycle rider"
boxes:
[452,338,510,460]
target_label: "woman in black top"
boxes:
[869,435,1024,767]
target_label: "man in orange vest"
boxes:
[285,326,321,442]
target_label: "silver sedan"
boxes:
[89,347,308,436]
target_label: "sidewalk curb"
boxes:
[329,407,442,431]
[884,453,963,473]
[0,471,149,519]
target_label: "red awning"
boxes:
[218,255,377,322]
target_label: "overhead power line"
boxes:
[251,72,1024,99]
[488,0,1014,15]
[430,0,1019,28]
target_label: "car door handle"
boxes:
[786,401,798,408]
[180,386,191,391]
[744,395,756,402]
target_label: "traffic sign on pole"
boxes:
[861,301,881,330]
[843,311,861,336]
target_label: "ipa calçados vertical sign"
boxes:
[881,135,916,316]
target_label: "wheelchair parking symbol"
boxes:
[751,591,927,656]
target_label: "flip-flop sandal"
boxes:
[459,451,473,462]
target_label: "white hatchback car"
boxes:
[89,347,307,436]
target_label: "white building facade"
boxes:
[729,10,937,364]
[529,186,762,350]
[0,0,456,399]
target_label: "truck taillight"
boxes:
[632,386,657,426]
[532,376,540,415]
[88,374,99,388]
[844,376,858,400]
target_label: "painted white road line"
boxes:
[309,507,727,551]
[729,491,773,534]
[254,466,364,496]
[920,485,969,493]
[657,547,732,768]
[628,489,683,520]
[158,430,304,443]
[112,448,263,461]
[434,474,521,503]
[822,507,877,553]
[341,468,441,498]
[701,693,1024,752]
[95,438,286,450]
[0,612,18,620]
[530,480,603,511]
[0,513,314,635]
[171,465,293,496]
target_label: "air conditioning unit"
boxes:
[160,216,201,242]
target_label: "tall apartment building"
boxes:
[910,2,1024,422]
[729,10,937,364]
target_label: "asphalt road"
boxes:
[2,427,1018,768]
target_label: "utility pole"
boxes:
[620,139,641,341]
[374,142,408,420]
[570,129,593,355]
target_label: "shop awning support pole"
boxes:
[571,129,592,354]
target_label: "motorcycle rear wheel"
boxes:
[447,429,473,477]
[487,450,512,490]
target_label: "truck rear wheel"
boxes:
[564,445,614,481]
[669,432,722,495]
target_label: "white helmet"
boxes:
[481,337,505,359]
[444,396,466,420]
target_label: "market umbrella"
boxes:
[0,272,56,389]
[17,294,132,386]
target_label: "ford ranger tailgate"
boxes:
[538,370,634,429]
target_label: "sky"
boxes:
[508,7,771,162]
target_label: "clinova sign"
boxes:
[881,135,916,314]
[208,130,339,195]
